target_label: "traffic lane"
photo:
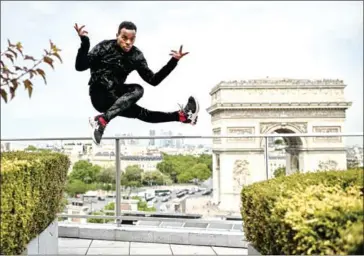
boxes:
[66,197,114,213]
[153,191,213,211]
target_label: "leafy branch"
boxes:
[0,39,62,103]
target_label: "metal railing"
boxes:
[2,132,363,226]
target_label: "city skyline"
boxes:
[1,1,363,139]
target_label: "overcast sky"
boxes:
[1,1,363,144]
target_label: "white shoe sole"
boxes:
[89,117,100,146]
[190,96,200,125]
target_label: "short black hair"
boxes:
[118,21,137,33]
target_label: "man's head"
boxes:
[116,21,137,52]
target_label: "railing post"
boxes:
[115,139,121,227]
[264,136,269,180]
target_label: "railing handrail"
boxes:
[57,213,243,225]
[3,132,362,227]
[1,132,363,142]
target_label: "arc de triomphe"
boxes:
[207,78,352,212]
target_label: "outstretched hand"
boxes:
[74,23,88,37]
[170,45,189,60]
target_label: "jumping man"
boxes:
[74,21,199,145]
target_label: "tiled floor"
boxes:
[58,238,248,255]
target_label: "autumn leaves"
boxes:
[0,40,62,102]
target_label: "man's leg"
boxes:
[103,83,144,122]
[89,83,199,144]
[120,104,179,123]
[89,83,144,145]
[120,96,200,124]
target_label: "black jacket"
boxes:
[75,36,179,91]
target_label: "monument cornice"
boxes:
[209,79,346,95]
[212,148,265,153]
[206,102,352,114]
[297,147,347,152]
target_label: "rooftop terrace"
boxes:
[58,238,248,255]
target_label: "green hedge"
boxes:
[0,151,70,255]
[241,168,364,255]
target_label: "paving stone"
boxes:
[90,240,129,248]
[58,247,88,255]
[170,244,216,255]
[213,246,248,255]
[87,247,129,255]
[59,238,92,248]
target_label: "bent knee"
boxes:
[133,84,144,99]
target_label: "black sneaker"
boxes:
[89,115,108,145]
[178,96,199,125]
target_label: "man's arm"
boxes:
[75,36,104,71]
[136,53,179,86]
[75,36,91,71]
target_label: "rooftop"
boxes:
[209,78,346,94]
[219,78,345,86]
[58,238,248,255]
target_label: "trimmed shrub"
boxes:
[0,151,70,255]
[241,169,364,255]
[341,219,364,255]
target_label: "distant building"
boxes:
[149,130,156,146]
[66,201,90,224]
[120,155,163,172]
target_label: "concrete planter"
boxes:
[248,243,261,255]
[59,223,248,248]
[23,220,58,255]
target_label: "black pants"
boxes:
[90,83,180,123]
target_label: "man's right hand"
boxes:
[74,23,88,37]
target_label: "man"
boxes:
[74,21,199,145]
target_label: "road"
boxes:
[153,189,211,212]
[66,187,212,214]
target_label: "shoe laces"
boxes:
[178,103,185,112]
[178,103,194,122]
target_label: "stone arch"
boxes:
[259,124,307,149]
[260,124,306,175]
[207,79,351,213]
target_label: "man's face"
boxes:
[116,28,136,52]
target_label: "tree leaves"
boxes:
[24,55,36,61]
[7,48,18,59]
[121,165,144,189]
[52,52,63,63]
[10,79,19,100]
[23,79,33,98]
[36,68,46,84]
[15,42,23,56]
[50,40,62,63]
[1,39,62,103]
[157,154,212,184]
[10,79,19,90]
[1,88,8,103]
[28,69,37,79]
[43,56,54,69]
[5,54,14,63]
[9,86,16,100]
[50,40,62,53]
[68,160,102,184]
[7,39,15,48]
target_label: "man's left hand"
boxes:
[170,45,189,60]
